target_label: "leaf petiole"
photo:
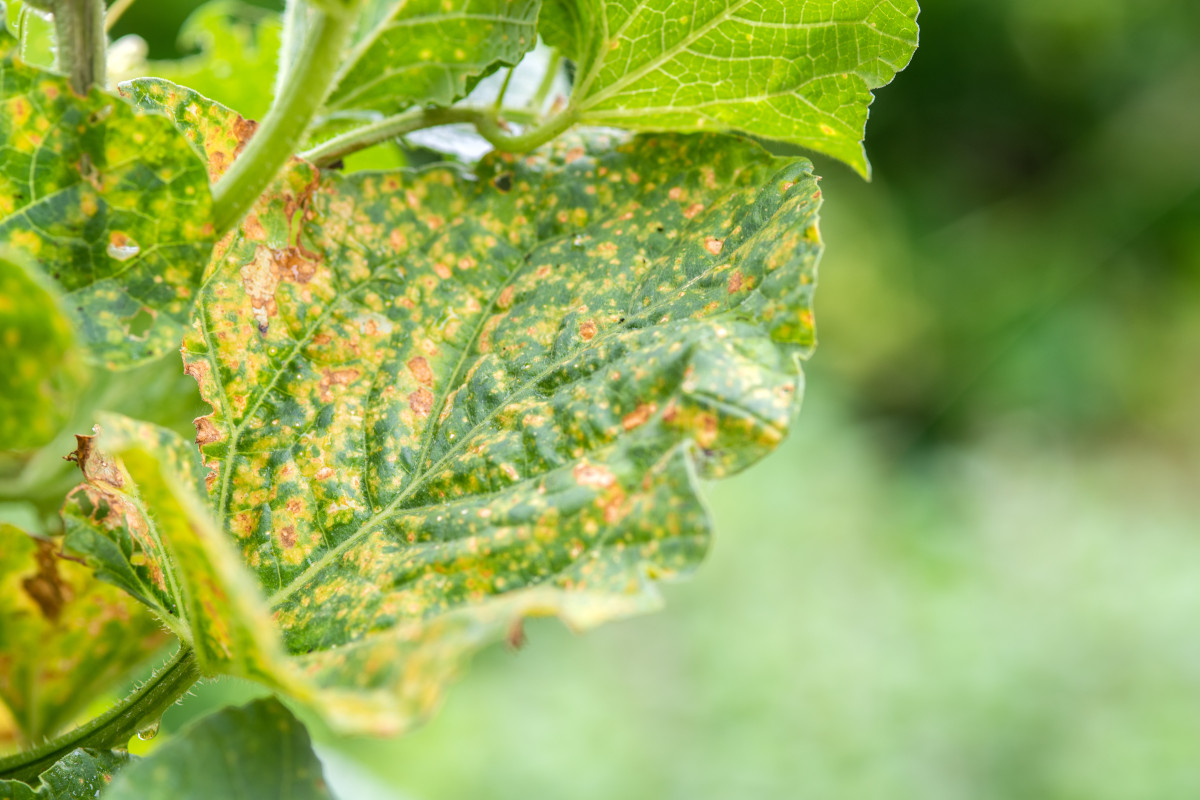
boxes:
[210,2,356,235]
[0,648,199,783]
[300,105,578,167]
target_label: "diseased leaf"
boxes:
[542,0,920,177]
[0,32,214,367]
[61,416,306,696]
[0,252,86,452]
[0,524,166,744]
[68,92,821,734]
[0,748,130,800]
[135,1,283,122]
[102,699,331,800]
[318,0,539,123]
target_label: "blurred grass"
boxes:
[118,0,1200,796]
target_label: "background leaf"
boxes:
[0,524,166,744]
[542,0,920,176]
[0,749,130,800]
[0,32,214,367]
[102,698,331,800]
[0,252,86,452]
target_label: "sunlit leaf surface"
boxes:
[543,0,920,176]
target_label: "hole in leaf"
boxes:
[124,307,155,339]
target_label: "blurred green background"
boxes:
[109,0,1200,797]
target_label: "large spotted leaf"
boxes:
[69,90,821,733]
[0,524,165,744]
[318,0,539,124]
[0,32,213,367]
[542,0,920,177]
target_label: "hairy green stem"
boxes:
[301,105,577,167]
[51,0,106,93]
[211,5,354,235]
[0,648,199,783]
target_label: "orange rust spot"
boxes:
[565,147,585,163]
[315,467,336,481]
[668,186,684,200]
[705,237,724,255]
[497,286,516,309]
[579,319,597,341]
[684,203,705,219]
[407,356,434,386]
[286,498,303,514]
[319,368,361,402]
[279,526,297,549]
[409,388,434,418]
[573,462,616,489]
[695,413,719,448]
[727,270,744,293]
[622,403,657,431]
[389,229,408,251]
[600,488,628,524]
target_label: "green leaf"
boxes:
[0,524,165,744]
[61,416,306,695]
[102,699,331,800]
[541,0,920,177]
[319,0,540,121]
[0,32,214,368]
[0,252,86,452]
[0,749,130,800]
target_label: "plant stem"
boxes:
[529,49,562,113]
[301,105,577,167]
[210,5,355,235]
[51,0,106,93]
[0,648,199,783]
[492,66,516,111]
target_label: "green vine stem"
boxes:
[0,648,200,783]
[51,0,106,93]
[210,3,355,235]
[300,105,579,167]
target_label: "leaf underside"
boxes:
[543,0,921,176]
[0,33,214,368]
[315,0,540,134]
